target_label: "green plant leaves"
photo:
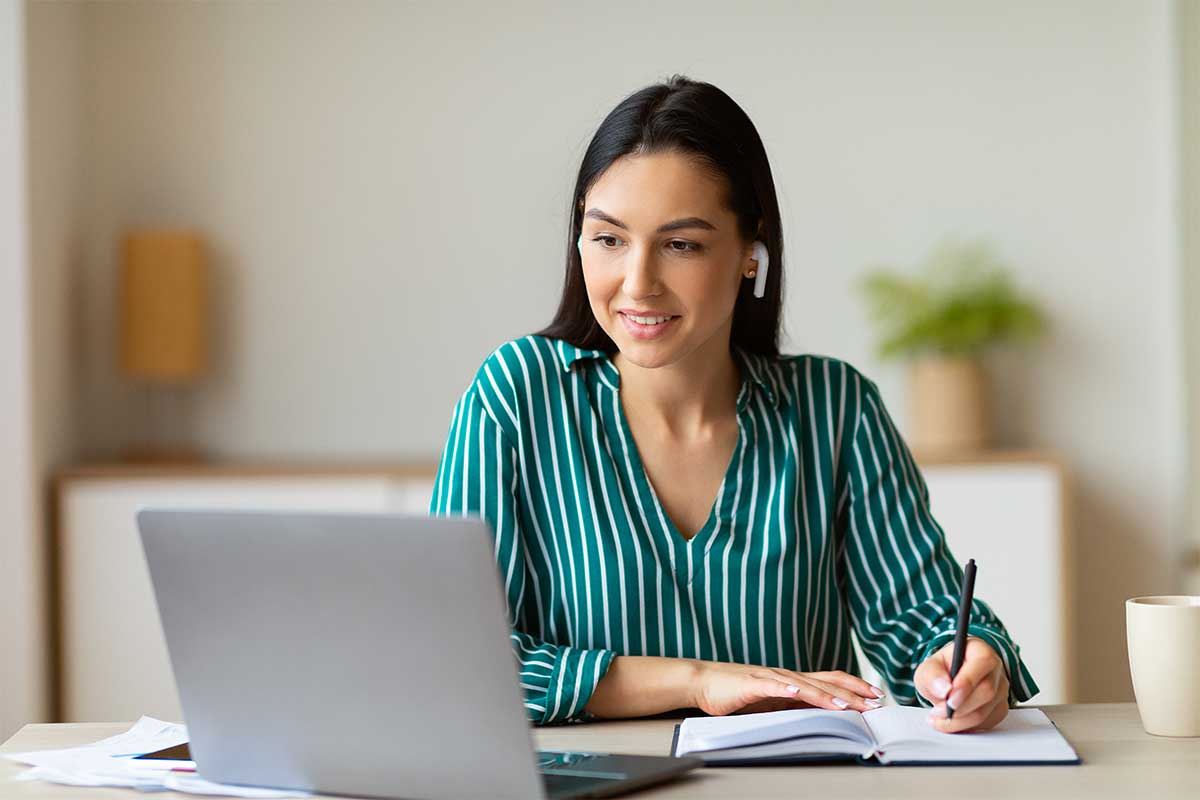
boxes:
[858,238,1048,361]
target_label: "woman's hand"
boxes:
[690,661,886,717]
[914,637,1010,732]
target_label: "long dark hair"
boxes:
[534,74,785,356]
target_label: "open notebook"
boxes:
[671,707,1080,766]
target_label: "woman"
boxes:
[430,75,1037,731]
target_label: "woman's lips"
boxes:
[619,311,679,341]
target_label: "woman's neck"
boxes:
[612,326,741,438]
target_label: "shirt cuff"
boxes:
[914,625,1040,708]
[538,646,617,726]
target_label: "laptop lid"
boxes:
[137,508,546,800]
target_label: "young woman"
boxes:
[430,75,1037,731]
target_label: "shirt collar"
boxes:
[555,339,611,371]
[553,338,781,408]
[732,345,783,408]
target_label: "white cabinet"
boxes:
[54,454,1070,722]
[55,466,438,723]
[853,453,1072,705]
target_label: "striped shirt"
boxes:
[429,334,1038,725]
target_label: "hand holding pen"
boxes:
[913,559,1012,733]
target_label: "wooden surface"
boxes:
[2,704,1197,799]
[53,461,439,481]
[52,449,1060,481]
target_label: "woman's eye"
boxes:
[589,236,701,253]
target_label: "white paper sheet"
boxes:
[676,707,875,754]
[3,716,311,797]
[862,707,1081,764]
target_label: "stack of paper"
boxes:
[2,717,311,797]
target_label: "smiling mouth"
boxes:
[618,312,681,340]
[619,312,680,326]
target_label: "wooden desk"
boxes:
[2,704,1196,799]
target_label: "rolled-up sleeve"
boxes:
[838,373,1039,707]
[429,380,616,725]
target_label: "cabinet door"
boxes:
[852,462,1069,704]
[59,475,434,722]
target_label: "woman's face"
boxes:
[579,150,754,370]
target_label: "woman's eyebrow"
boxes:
[583,208,716,233]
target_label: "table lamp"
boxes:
[119,229,209,462]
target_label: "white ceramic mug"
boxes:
[1126,595,1200,737]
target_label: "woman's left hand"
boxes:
[914,636,1010,733]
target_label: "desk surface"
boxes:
[2,704,1196,799]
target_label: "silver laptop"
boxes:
[136,508,701,800]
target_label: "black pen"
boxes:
[945,558,976,720]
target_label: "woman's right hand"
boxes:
[690,660,885,716]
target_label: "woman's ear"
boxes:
[741,240,761,274]
[742,240,758,272]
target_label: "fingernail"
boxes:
[870,686,886,698]
[929,704,946,719]
[865,699,882,709]
[932,677,952,698]
[786,684,800,694]
[947,690,966,709]
[831,697,849,709]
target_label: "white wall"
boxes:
[28,0,1185,704]
[0,0,46,741]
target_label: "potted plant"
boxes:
[858,238,1048,455]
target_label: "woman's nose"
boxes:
[622,244,662,297]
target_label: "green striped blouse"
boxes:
[429,334,1038,725]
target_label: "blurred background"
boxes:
[1,0,1198,740]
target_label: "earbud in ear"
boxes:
[577,235,583,256]
[750,241,769,298]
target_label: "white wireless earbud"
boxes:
[577,235,583,257]
[751,241,769,298]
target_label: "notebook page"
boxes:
[675,708,874,756]
[678,734,871,764]
[861,707,1079,764]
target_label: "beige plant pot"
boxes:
[908,355,990,456]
